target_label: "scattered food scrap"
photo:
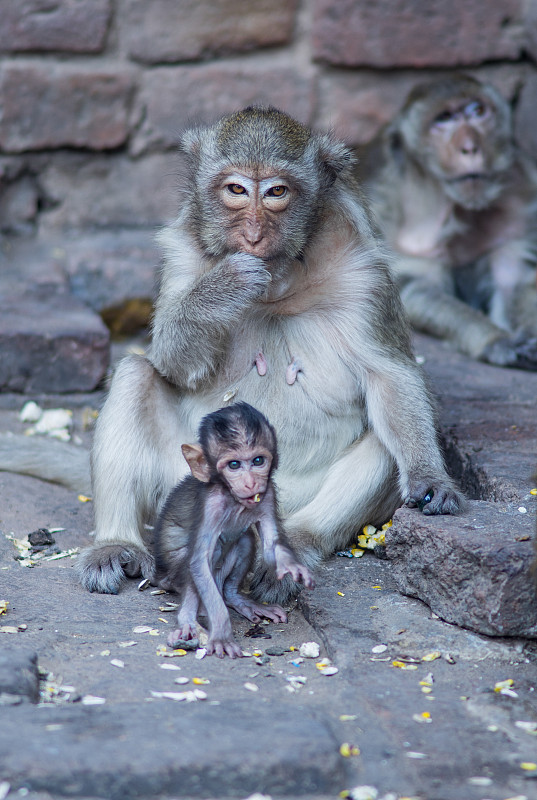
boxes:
[299,642,320,658]
[150,689,206,702]
[339,742,360,757]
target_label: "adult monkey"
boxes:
[368,74,537,369]
[3,107,464,597]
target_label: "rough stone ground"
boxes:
[0,334,537,800]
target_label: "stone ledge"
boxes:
[386,501,537,638]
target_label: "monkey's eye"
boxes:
[433,110,453,125]
[265,186,287,198]
[465,101,486,118]
[227,184,247,195]
[227,460,241,470]
[252,456,265,467]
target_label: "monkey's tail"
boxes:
[0,434,91,495]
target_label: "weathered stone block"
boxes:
[0,649,40,704]
[0,0,111,53]
[119,0,298,63]
[131,64,315,155]
[38,153,177,230]
[386,502,537,638]
[312,0,524,68]
[514,71,537,162]
[0,176,39,234]
[0,285,110,393]
[0,62,135,153]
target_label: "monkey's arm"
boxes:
[399,276,537,368]
[256,491,314,587]
[151,229,271,388]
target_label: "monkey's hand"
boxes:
[223,252,272,300]
[481,334,537,371]
[405,480,466,516]
[274,545,315,588]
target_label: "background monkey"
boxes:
[2,106,463,599]
[154,402,314,659]
[368,74,537,369]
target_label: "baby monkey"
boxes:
[153,402,314,658]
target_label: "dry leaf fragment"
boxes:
[118,641,137,648]
[422,651,441,662]
[133,626,153,634]
[520,763,537,771]
[320,666,339,676]
[392,661,417,670]
[0,626,19,634]
[78,495,92,503]
[515,721,537,735]
[244,682,259,692]
[82,695,106,705]
[192,677,210,685]
[0,601,8,615]
[339,787,376,800]
[174,676,189,685]
[110,659,124,669]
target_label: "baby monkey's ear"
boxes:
[181,443,211,483]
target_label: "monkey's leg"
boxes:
[221,532,288,624]
[168,583,200,647]
[191,539,244,659]
[76,355,189,594]
[401,278,537,367]
[251,432,401,604]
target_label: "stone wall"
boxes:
[1,0,537,238]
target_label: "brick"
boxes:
[0,285,110,394]
[0,62,135,153]
[514,71,537,162]
[312,0,524,68]
[39,153,178,230]
[131,65,315,155]
[119,0,298,63]
[0,0,111,53]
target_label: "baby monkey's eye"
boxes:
[265,186,287,198]
[252,456,265,467]
[227,184,246,195]
[227,460,241,470]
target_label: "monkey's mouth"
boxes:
[450,173,488,183]
[240,493,263,508]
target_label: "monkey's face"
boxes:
[420,93,513,210]
[216,446,273,508]
[210,168,306,261]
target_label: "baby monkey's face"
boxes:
[216,446,273,508]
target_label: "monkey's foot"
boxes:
[405,480,466,516]
[225,592,288,624]
[206,636,243,659]
[249,568,300,606]
[75,543,154,594]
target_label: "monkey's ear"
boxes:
[314,134,356,187]
[386,128,406,171]
[179,127,203,157]
[181,443,211,483]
